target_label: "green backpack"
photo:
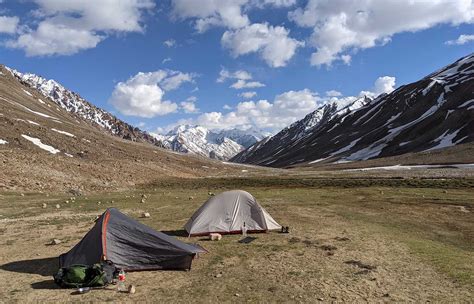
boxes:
[53,262,116,288]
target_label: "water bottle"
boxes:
[117,269,127,292]
[242,222,247,237]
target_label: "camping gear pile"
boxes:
[54,190,282,291]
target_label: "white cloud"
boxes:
[230,79,265,89]
[326,90,342,97]
[180,96,199,113]
[109,70,194,118]
[217,68,265,89]
[0,16,19,34]
[289,0,474,66]
[445,34,474,45]
[222,22,304,67]
[164,39,176,47]
[166,75,396,133]
[250,0,296,8]
[239,91,257,99]
[7,21,103,56]
[7,0,154,56]
[162,57,172,64]
[360,76,396,98]
[171,0,249,33]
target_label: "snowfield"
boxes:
[21,135,60,154]
[51,128,75,137]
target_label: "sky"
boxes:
[0,0,473,135]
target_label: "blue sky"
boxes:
[0,0,473,134]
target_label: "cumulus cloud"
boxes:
[289,0,474,66]
[250,0,296,8]
[222,22,304,67]
[217,68,265,89]
[360,76,396,98]
[326,90,342,97]
[171,0,249,33]
[180,96,199,113]
[445,34,474,45]
[239,91,257,99]
[163,39,176,47]
[166,76,396,133]
[109,70,194,118]
[0,16,19,34]
[172,1,303,67]
[162,57,172,64]
[7,0,154,56]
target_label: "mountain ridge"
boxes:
[232,53,474,167]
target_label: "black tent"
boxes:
[59,208,205,271]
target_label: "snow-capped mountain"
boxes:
[6,67,161,146]
[232,95,372,164]
[155,125,265,160]
[232,53,474,167]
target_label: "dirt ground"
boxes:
[0,180,473,303]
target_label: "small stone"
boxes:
[208,192,215,196]
[234,293,240,297]
[215,273,222,278]
[141,194,147,199]
[209,233,222,241]
[50,239,62,245]
[65,200,69,204]
[41,203,47,209]
[189,196,194,200]
[443,190,448,194]
[382,293,390,297]
[317,298,324,301]
[111,200,115,204]
[128,285,136,294]
[140,198,146,203]
[142,212,151,218]
[97,201,101,205]
[55,204,61,209]
[20,193,25,197]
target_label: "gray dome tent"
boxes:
[60,208,205,271]
[185,190,281,236]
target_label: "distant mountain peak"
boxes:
[155,124,266,160]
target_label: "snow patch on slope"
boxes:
[21,135,60,154]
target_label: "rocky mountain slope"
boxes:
[0,65,269,191]
[154,125,265,160]
[6,67,161,146]
[232,53,474,167]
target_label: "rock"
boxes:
[210,233,222,241]
[20,193,25,197]
[141,194,147,199]
[41,203,47,209]
[50,239,62,245]
[128,285,136,294]
[317,298,324,301]
[65,200,69,204]
[97,201,101,205]
[234,293,240,297]
[188,196,194,200]
[55,204,61,209]
[382,293,390,297]
[208,192,215,196]
[142,212,151,218]
[111,200,115,204]
[140,198,146,203]
[443,190,448,194]
[215,273,222,278]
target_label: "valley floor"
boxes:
[0,176,473,302]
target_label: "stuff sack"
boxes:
[53,261,116,288]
